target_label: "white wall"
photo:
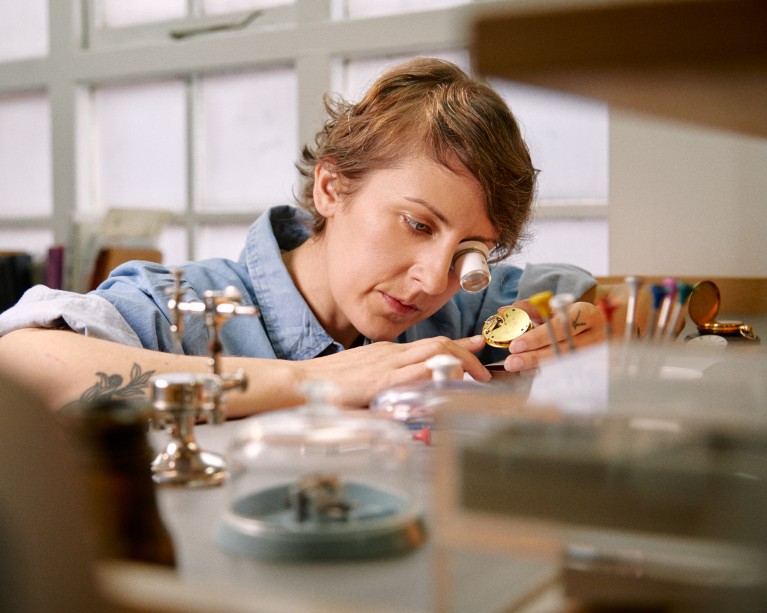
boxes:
[609,110,767,278]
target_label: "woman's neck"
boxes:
[281,238,360,349]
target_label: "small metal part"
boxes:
[425,354,461,383]
[654,277,677,340]
[623,276,644,342]
[167,269,185,346]
[528,290,561,357]
[288,473,352,524]
[550,292,576,352]
[482,307,532,348]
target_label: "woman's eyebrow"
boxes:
[403,196,448,225]
[404,197,497,245]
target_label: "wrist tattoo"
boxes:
[62,362,156,411]
[571,309,587,331]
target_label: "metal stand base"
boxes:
[216,481,426,560]
[152,443,226,487]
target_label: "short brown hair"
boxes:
[296,57,537,261]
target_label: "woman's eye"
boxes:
[404,216,432,234]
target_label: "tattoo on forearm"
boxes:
[62,363,156,411]
[571,309,587,331]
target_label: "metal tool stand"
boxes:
[150,271,257,487]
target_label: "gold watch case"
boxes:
[688,280,758,340]
[482,307,533,348]
[697,320,757,340]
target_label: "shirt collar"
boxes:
[242,206,343,360]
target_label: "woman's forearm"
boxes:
[0,328,305,417]
[0,328,489,416]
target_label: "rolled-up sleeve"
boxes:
[517,262,597,300]
[0,285,142,346]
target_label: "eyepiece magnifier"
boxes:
[452,240,491,293]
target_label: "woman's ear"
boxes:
[313,162,340,218]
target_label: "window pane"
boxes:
[0,228,53,260]
[157,225,189,266]
[346,0,468,19]
[99,0,186,28]
[94,80,186,213]
[200,68,298,211]
[0,0,47,62]
[0,93,52,217]
[507,218,608,277]
[493,81,609,203]
[203,0,293,15]
[197,224,252,262]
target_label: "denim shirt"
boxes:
[0,206,596,364]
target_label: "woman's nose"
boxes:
[411,245,455,295]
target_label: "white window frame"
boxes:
[0,0,607,288]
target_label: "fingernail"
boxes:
[506,356,523,372]
[471,335,485,345]
[510,339,526,353]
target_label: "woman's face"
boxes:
[316,153,498,342]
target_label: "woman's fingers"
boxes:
[382,335,491,382]
[305,335,490,407]
[504,301,606,372]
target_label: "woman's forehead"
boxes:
[352,154,497,240]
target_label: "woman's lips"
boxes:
[382,292,419,317]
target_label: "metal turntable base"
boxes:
[215,481,426,561]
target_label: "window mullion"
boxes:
[186,75,201,261]
[48,0,86,289]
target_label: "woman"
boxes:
[0,58,604,416]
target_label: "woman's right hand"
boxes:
[299,334,490,408]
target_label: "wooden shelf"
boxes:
[471,0,767,138]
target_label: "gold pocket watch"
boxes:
[688,280,758,340]
[482,307,533,348]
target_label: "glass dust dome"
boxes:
[215,381,426,561]
[370,354,490,439]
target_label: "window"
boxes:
[0,0,47,62]
[0,91,53,261]
[0,0,609,291]
[94,80,187,213]
[0,92,52,217]
[199,68,298,212]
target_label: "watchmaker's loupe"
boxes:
[452,240,490,292]
[215,381,426,561]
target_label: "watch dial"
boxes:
[686,334,728,351]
